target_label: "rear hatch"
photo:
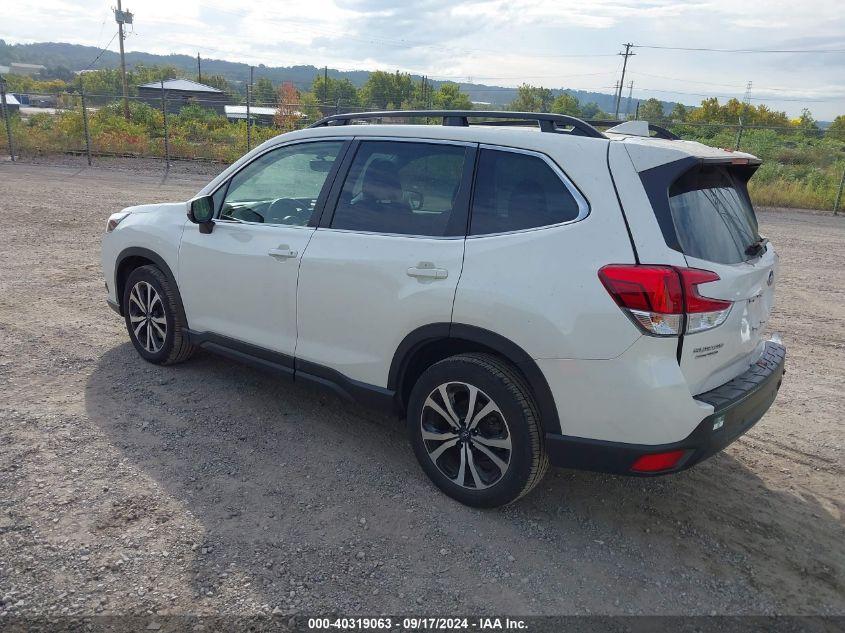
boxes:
[667,161,777,394]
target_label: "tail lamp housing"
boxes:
[598,265,732,336]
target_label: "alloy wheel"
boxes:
[420,381,512,490]
[128,281,167,353]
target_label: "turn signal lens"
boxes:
[631,450,687,473]
[106,211,129,233]
[679,268,732,334]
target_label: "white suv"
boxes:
[102,111,785,507]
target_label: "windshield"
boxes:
[668,165,760,265]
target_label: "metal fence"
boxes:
[1,86,843,213]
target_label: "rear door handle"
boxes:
[268,246,298,260]
[407,264,448,279]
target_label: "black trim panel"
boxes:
[295,359,396,413]
[186,330,396,413]
[638,156,698,253]
[188,330,294,379]
[388,323,563,435]
[545,341,786,475]
[113,247,180,317]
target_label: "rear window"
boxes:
[668,165,759,264]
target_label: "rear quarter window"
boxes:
[469,149,585,236]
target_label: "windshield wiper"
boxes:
[745,236,768,257]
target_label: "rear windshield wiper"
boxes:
[745,236,768,257]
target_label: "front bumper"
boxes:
[545,340,786,475]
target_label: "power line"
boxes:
[633,44,845,54]
[629,70,844,97]
[630,86,838,103]
[80,31,118,72]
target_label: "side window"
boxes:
[220,141,344,226]
[331,141,468,237]
[469,149,584,236]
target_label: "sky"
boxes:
[3,0,844,119]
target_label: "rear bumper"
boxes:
[545,340,786,475]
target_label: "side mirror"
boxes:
[188,195,215,234]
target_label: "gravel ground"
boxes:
[0,160,843,618]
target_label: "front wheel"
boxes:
[407,353,548,507]
[122,265,196,365]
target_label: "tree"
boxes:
[670,103,688,122]
[360,70,415,109]
[360,71,395,109]
[432,82,472,110]
[274,82,301,130]
[299,91,323,123]
[253,77,276,106]
[508,84,553,112]
[686,97,790,127]
[311,75,359,108]
[550,92,580,116]
[796,108,820,136]
[202,74,231,94]
[827,115,845,141]
[638,98,665,123]
[579,102,602,119]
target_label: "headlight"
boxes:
[106,211,130,232]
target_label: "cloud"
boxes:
[1,0,843,117]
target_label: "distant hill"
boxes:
[0,40,675,112]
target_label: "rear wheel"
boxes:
[407,353,548,507]
[122,265,196,365]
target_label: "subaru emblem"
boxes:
[767,271,774,286]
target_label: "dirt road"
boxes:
[1,161,842,617]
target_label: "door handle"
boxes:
[268,246,298,259]
[407,263,448,280]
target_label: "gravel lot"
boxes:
[0,159,843,618]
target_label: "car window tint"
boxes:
[331,141,467,237]
[470,149,582,235]
[221,141,343,226]
[668,165,760,264]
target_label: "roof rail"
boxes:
[309,110,607,139]
[584,119,680,141]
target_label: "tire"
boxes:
[122,264,196,365]
[407,353,549,507]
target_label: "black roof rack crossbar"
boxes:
[309,110,606,139]
[584,119,680,141]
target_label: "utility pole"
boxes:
[0,75,15,162]
[611,80,619,117]
[246,66,253,152]
[614,42,635,120]
[625,80,634,118]
[323,65,328,105]
[197,52,202,83]
[114,0,133,121]
[735,80,752,149]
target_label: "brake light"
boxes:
[598,265,732,336]
[631,450,687,473]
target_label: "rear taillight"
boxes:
[598,265,732,336]
[680,268,733,334]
